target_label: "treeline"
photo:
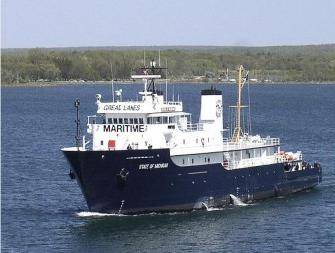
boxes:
[2,44,335,84]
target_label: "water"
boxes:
[2,83,335,252]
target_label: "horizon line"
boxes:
[2,43,335,50]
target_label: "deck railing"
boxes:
[163,101,182,106]
[223,137,280,150]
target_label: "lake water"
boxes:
[2,83,335,252]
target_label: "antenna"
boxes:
[111,62,115,102]
[165,58,168,101]
[158,49,161,67]
[247,76,252,134]
[172,85,175,101]
[74,99,81,150]
[143,50,146,67]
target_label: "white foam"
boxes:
[229,194,248,206]
[206,207,223,212]
[75,210,187,218]
[76,211,126,217]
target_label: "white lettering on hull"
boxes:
[139,163,169,170]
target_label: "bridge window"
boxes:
[169,116,176,123]
[139,118,144,124]
[134,118,139,124]
[234,151,242,161]
[108,118,113,124]
[242,149,251,159]
[118,118,123,124]
[254,148,261,157]
[163,117,168,124]
[129,118,134,124]
[113,118,118,124]
[267,147,275,156]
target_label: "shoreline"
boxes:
[2,80,335,88]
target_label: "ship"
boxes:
[62,62,322,214]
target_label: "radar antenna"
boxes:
[141,59,167,93]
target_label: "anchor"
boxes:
[116,168,129,188]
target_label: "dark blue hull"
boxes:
[63,149,322,214]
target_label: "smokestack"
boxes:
[199,87,223,130]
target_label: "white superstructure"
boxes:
[79,63,303,171]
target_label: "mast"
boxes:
[232,65,248,142]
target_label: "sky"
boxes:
[1,0,335,48]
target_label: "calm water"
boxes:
[2,83,335,252]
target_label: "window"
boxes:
[134,118,138,124]
[108,118,113,124]
[208,157,210,163]
[242,150,251,159]
[267,147,275,156]
[100,140,103,145]
[183,139,185,144]
[154,117,161,124]
[118,118,123,124]
[124,118,129,124]
[113,118,118,124]
[102,119,106,124]
[163,117,168,124]
[129,118,134,124]
[234,151,242,161]
[182,159,185,164]
[139,118,144,124]
[169,116,176,123]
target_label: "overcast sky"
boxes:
[2,0,335,48]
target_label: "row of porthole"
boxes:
[182,157,211,164]
[170,179,207,186]
[234,170,277,179]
